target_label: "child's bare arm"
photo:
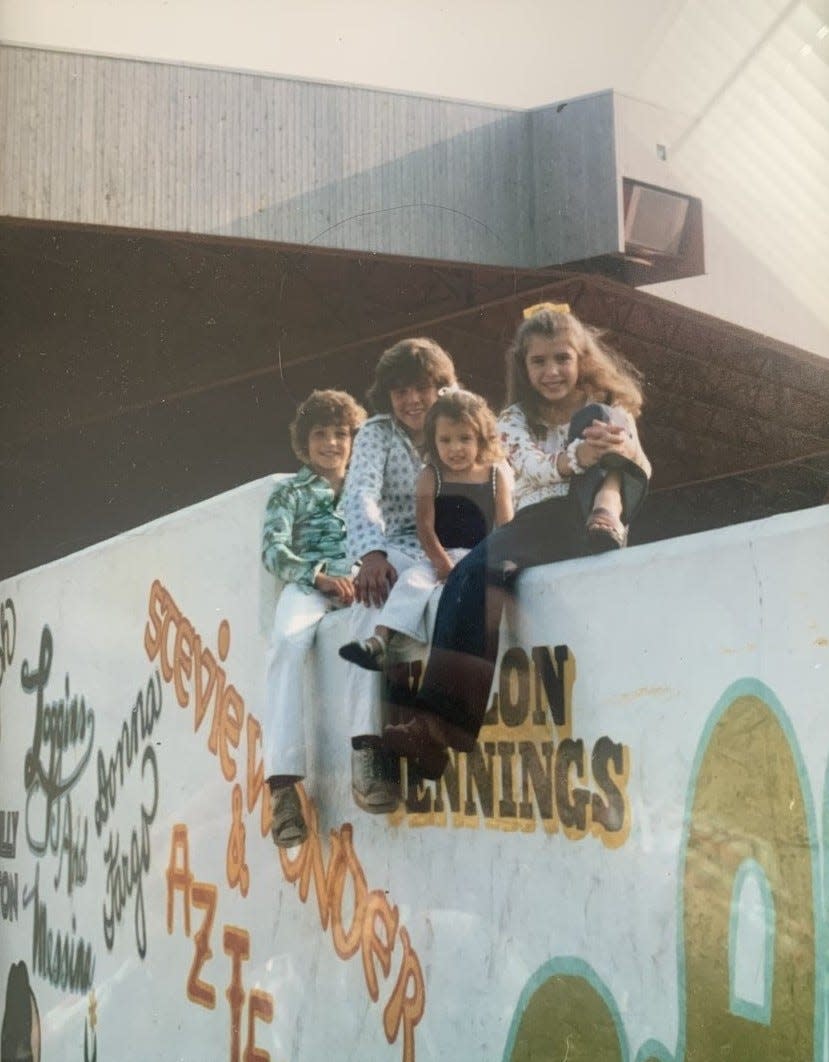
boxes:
[416,467,455,580]
[494,464,514,527]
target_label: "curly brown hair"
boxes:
[366,338,457,414]
[506,309,644,432]
[289,389,367,462]
[423,389,503,467]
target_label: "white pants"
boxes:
[344,546,421,738]
[263,582,342,779]
[377,548,470,643]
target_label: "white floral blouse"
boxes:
[498,403,651,511]
[343,414,424,562]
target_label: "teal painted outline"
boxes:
[727,857,775,1024]
[675,678,824,1060]
[634,1039,674,1062]
[821,757,829,1062]
[501,956,630,1062]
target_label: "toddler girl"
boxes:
[340,389,513,668]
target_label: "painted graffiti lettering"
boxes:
[1,870,19,921]
[226,784,250,897]
[94,670,163,837]
[590,736,627,834]
[224,926,274,1062]
[0,810,19,859]
[188,880,219,1008]
[166,826,274,1060]
[395,646,631,847]
[19,625,94,900]
[22,626,95,868]
[0,597,15,745]
[0,597,16,690]
[93,668,163,960]
[144,580,243,781]
[279,788,425,1062]
[52,793,89,895]
[22,864,96,991]
[145,580,271,893]
[489,644,574,735]
[392,732,626,842]
[102,745,159,959]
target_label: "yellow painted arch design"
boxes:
[682,690,816,1059]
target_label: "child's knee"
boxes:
[568,402,612,440]
[277,617,323,652]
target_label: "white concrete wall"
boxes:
[0,481,827,1060]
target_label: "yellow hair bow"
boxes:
[522,301,571,319]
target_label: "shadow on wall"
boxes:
[221,108,533,266]
[1,961,41,1062]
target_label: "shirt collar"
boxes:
[389,416,422,458]
[296,464,329,488]
[365,413,423,458]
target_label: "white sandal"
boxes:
[339,636,386,671]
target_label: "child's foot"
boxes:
[270,785,308,848]
[383,715,449,780]
[350,746,400,813]
[339,636,386,671]
[500,560,520,586]
[586,507,628,553]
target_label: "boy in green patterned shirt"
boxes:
[261,389,365,846]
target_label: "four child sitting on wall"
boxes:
[261,304,651,847]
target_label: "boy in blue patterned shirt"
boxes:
[261,389,366,847]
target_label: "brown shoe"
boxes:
[350,747,400,813]
[384,713,458,781]
[270,785,308,848]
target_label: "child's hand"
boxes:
[433,556,455,581]
[354,552,398,607]
[577,420,634,466]
[314,572,356,605]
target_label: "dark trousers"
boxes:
[415,404,648,740]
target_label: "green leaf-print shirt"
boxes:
[261,466,351,591]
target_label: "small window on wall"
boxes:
[620,178,704,285]
[624,183,690,257]
[729,858,775,1024]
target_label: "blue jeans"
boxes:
[415,404,648,740]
